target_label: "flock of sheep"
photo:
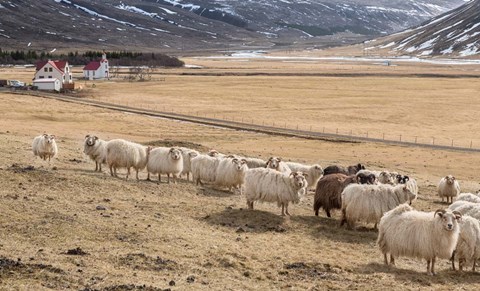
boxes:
[31,133,480,275]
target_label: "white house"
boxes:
[34,60,73,89]
[83,53,109,80]
[33,78,61,92]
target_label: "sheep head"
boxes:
[232,158,248,171]
[445,175,456,185]
[169,147,182,160]
[44,134,55,144]
[290,172,308,189]
[85,135,98,146]
[266,157,281,170]
[435,209,461,231]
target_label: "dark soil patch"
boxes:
[8,163,36,173]
[64,247,88,256]
[0,257,65,277]
[280,261,344,281]
[118,253,176,271]
[82,285,168,291]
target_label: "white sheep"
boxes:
[147,147,183,183]
[106,139,151,180]
[243,157,266,169]
[266,157,291,174]
[243,169,308,216]
[449,200,479,214]
[406,178,419,195]
[377,204,462,275]
[83,134,107,172]
[207,149,225,159]
[378,171,395,185]
[285,162,323,190]
[178,147,199,182]
[214,157,248,192]
[32,134,58,162]
[452,215,480,272]
[455,193,480,203]
[438,175,461,204]
[341,183,417,229]
[191,154,221,185]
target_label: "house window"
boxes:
[44,68,48,72]
[49,68,53,72]
[48,76,52,78]
[39,76,44,79]
[63,76,65,81]
[93,71,95,76]
[66,67,69,72]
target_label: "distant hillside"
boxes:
[0,0,464,53]
[375,0,480,57]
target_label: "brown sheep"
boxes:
[314,174,357,217]
[323,163,365,176]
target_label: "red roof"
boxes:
[83,61,101,71]
[36,60,67,72]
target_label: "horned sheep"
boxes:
[341,183,417,229]
[378,171,395,185]
[455,193,480,204]
[83,134,107,172]
[147,147,183,183]
[377,204,462,275]
[244,169,308,216]
[355,170,377,185]
[265,157,291,174]
[285,162,323,190]
[32,134,58,162]
[106,139,151,180]
[314,174,358,218]
[438,175,460,204]
[214,157,248,192]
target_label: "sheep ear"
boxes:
[85,134,90,139]
[189,152,198,158]
[93,136,98,140]
[226,154,236,159]
[43,133,48,137]
[452,176,456,180]
[241,159,247,164]
[50,135,56,139]
[303,173,309,177]
[453,211,462,220]
[404,176,409,182]
[278,157,282,162]
[289,172,297,177]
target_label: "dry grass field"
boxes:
[1,56,480,290]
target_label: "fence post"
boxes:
[350,130,352,136]
[323,127,325,133]
[285,122,287,129]
[310,125,312,131]
[415,136,417,143]
[336,128,338,134]
[382,133,385,140]
[297,124,299,130]
[366,132,368,138]
[433,137,435,145]
[471,140,473,149]
[399,135,402,142]
[273,121,275,127]
[451,139,454,147]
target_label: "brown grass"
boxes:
[1,58,480,290]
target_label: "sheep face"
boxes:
[290,172,308,189]
[445,175,456,185]
[266,157,281,170]
[43,134,55,144]
[402,185,417,205]
[169,148,182,160]
[313,165,324,175]
[396,174,410,184]
[379,171,394,184]
[232,158,248,172]
[356,173,376,185]
[84,135,98,147]
[188,151,198,160]
[435,209,462,231]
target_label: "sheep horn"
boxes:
[93,136,98,140]
[50,135,55,139]
[434,209,446,218]
[85,134,90,139]
[226,155,236,159]
[452,211,462,220]
[241,159,247,164]
[231,158,239,163]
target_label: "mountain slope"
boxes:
[0,0,465,53]
[377,0,480,57]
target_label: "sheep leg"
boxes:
[187,172,190,182]
[247,201,254,210]
[451,251,456,271]
[95,162,99,172]
[472,259,476,272]
[325,209,331,218]
[340,209,347,226]
[109,165,114,177]
[383,253,388,265]
[390,255,395,266]
[431,257,436,275]
[99,163,102,172]
[374,223,378,230]
[147,172,151,181]
[427,260,431,275]
[126,167,131,181]
[158,174,161,184]
[136,169,140,181]
[285,203,291,216]
[280,203,286,216]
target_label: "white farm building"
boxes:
[34,60,73,90]
[33,78,61,91]
[83,53,109,80]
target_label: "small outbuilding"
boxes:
[33,78,61,92]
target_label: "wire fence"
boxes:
[108,98,479,152]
